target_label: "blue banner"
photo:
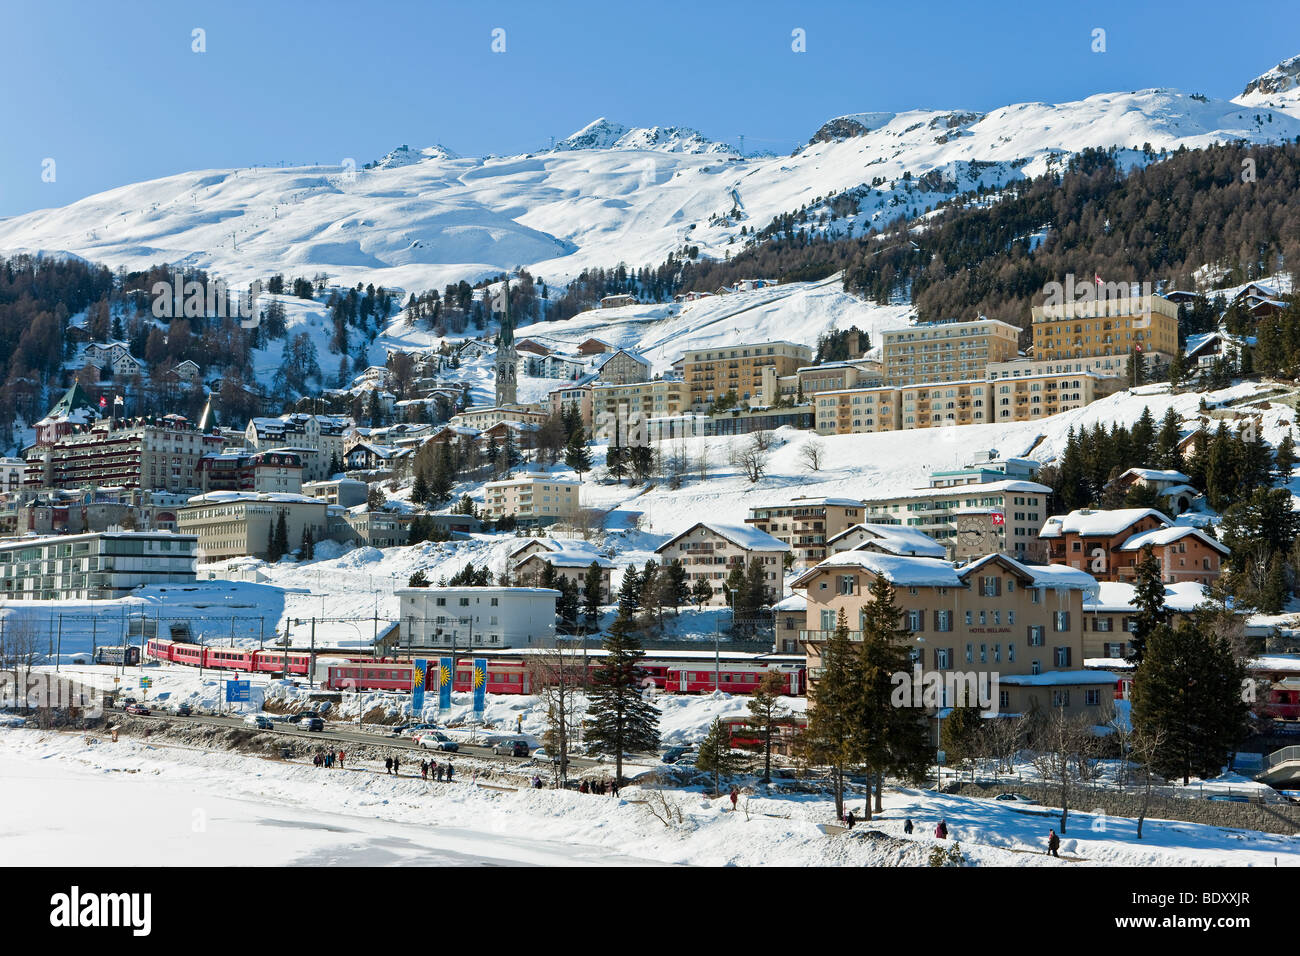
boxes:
[438,657,453,710]
[473,658,487,714]
[411,658,427,715]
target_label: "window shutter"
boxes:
[995,576,1002,596]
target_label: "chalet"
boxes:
[171,359,201,385]
[576,338,615,356]
[654,521,789,606]
[507,538,615,602]
[826,523,948,559]
[1106,467,1200,514]
[593,348,651,386]
[1039,508,1225,584]
[599,294,637,309]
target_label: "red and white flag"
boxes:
[98,396,107,409]
[991,512,1005,526]
[1094,274,1103,285]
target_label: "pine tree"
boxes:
[744,671,789,785]
[412,470,430,506]
[691,577,714,606]
[695,717,744,796]
[582,562,604,631]
[557,577,579,632]
[1131,406,1156,465]
[1130,620,1250,785]
[617,565,642,620]
[1129,544,1168,665]
[800,608,860,820]
[564,427,592,480]
[663,559,690,614]
[1154,408,1183,472]
[1274,432,1298,482]
[265,523,277,562]
[857,576,931,815]
[584,608,660,784]
[300,526,314,561]
[273,511,290,562]
[606,445,627,482]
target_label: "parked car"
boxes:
[175,703,192,717]
[494,739,530,757]
[244,714,274,730]
[300,716,325,732]
[994,793,1036,804]
[285,713,306,724]
[661,746,695,764]
[418,732,459,752]
[122,697,137,706]
[405,723,440,737]
[125,703,150,716]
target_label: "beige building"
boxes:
[861,480,1052,561]
[450,405,549,431]
[681,341,812,411]
[1031,294,1178,365]
[813,386,902,435]
[244,414,353,483]
[794,551,1111,721]
[762,358,885,406]
[483,473,580,525]
[342,507,413,549]
[24,417,225,493]
[593,348,651,385]
[882,317,1021,386]
[654,521,790,606]
[546,382,595,430]
[592,379,689,432]
[989,372,1099,422]
[987,354,1131,383]
[744,496,865,568]
[177,491,332,562]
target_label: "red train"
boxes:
[324,651,806,697]
[146,638,314,676]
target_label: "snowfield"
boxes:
[2,728,1296,867]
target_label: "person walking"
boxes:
[935,819,948,840]
[1047,829,1060,858]
[845,809,856,829]
[384,756,393,775]
[729,786,739,812]
[903,818,914,835]
[445,760,454,782]
[338,750,345,769]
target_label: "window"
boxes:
[1094,617,1112,632]
[1054,611,1071,632]
[1054,646,1072,667]
[966,643,974,664]
[935,609,952,632]
[1008,643,1016,662]
[1027,625,1044,647]
[935,648,951,669]
[998,690,1010,710]
[838,575,856,596]
[1085,689,1102,706]
[906,609,924,632]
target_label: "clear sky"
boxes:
[2,0,1299,217]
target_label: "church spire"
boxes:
[495,278,517,407]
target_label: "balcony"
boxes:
[800,629,863,642]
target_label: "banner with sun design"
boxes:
[472,658,488,714]
[411,659,427,714]
[438,657,453,710]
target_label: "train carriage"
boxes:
[145,639,175,662]
[207,647,256,671]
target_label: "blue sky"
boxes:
[2,0,1299,217]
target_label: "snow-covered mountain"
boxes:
[3,58,1300,296]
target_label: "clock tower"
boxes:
[495,279,517,407]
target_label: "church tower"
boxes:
[495,280,517,407]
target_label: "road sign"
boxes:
[226,680,251,703]
[140,678,152,688]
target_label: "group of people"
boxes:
[414,757,454,782]
[577,778,618,796]
[313,750,344,769]
[888,815,1063,859]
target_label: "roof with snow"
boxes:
[827,523,947,558]
[1117,467,1191,484]
[1085,581,1210,613]
[1040,508,1172,538]
[793,551,964,589]
[863,479,1051,504]
[959,554,1098,592]
[773,593,807,612]
[1119,525,1229,555]
[657,521,791,554]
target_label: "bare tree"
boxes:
[694,445,712,483]
[729,434,768,483]
[565,507,610,542]
[527,645,586,787]
[799,436,825,472]
[750,429,776,453]
[980,712,1030,775]
[1028,709,1096,834]
[1129,724,1168,840]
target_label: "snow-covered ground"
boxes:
[3,728,1296,867]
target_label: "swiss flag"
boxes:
[98,396,107,409]
[991,512,1005,526]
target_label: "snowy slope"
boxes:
[3,61,1300,294]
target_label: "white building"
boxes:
[395,586,560,650]
[0,457,25,494]
[654,521,790,606]
[483,473,580,525]
[0,531,197,600]
[245,413,353,482]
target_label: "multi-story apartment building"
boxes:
[1039,508,1226,585]
[302,478,369,509]
[546,382,595,430]
[654,521,790,606]
[861,479,1052,561]
[396,586,560,650]
[244,414,353,482]
[593,348,651,385]
[812,386,901,435]
[482,473,580,526]
[1030,294,1178,365]
[761,358,885,406]
[681,341,812,411]
[1081,581,1208,659]
[0,457,25,494]
[987,354,1131,383]
[793,551,1112,722]
[508,538,615,603]
[882,317,1021,386]
[988,371,1099,422]
[591,379,689,431]
[744,496,866,568]
[897,379,993,428]
[449,405,549,431]
[25,417,224,493]
[0,531,197,600]
[342,507,413,549]
[197,450,303,495]
[176,491,332,562]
